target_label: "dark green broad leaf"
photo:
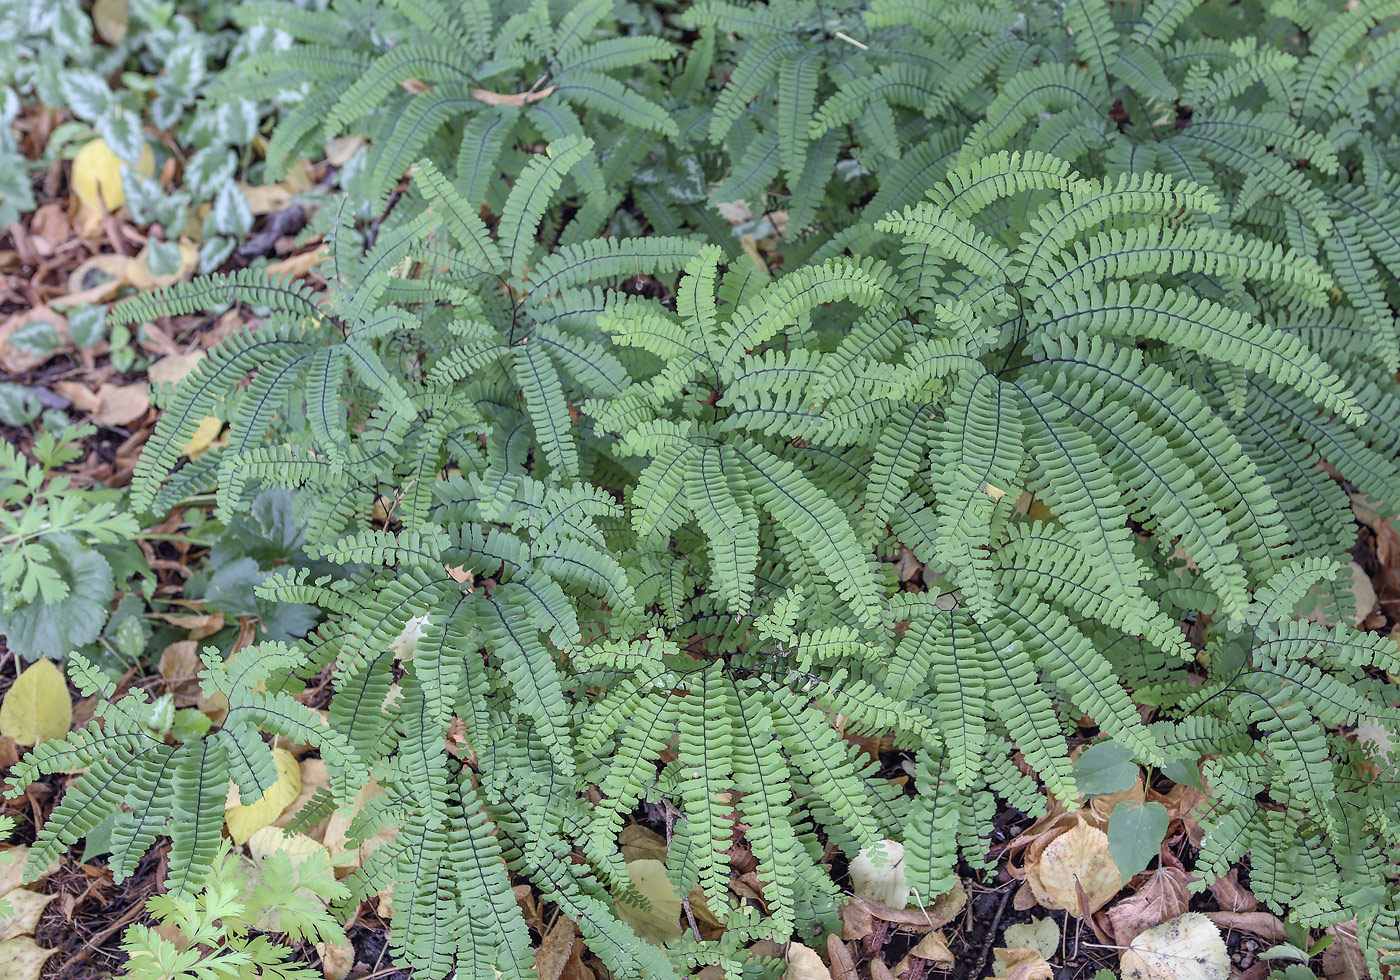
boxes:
[0,535,113,660]
[211,489,308,565]
[1071,740,1139,796]
[1106,801,1169,883]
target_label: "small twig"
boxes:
[833,30,868,49]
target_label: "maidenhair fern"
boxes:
[14,0,1400,974]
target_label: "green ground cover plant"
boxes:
[8,0,1400,975]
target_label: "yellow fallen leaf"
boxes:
[124,241,198,290]
[0,660,72,747]
[71,138,154,213]
[0,936,57,980]
[274,757,331,839]
[226,748,302,845]
[246,825,327,864]
[984,482,1007,501]
[181,416,224,458]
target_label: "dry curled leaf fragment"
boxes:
[1121,913,1229,980]
[472,85,557,106]
[1107,865,1191,945]
[317,940,355,980]
[0,660,72,747]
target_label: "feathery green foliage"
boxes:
[16,0,1400,973]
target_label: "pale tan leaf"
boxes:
[992,947,1054,980]
[147,351,206,387]
[323,778,396,874]
[0,891,54,941]
[1026,820,1121,916]
[850,840,908,908]
[1121,913,1230,980]
[92,0,128,43]
[0,936,58,980]
[785,943,833,980]
[471,85,557,106]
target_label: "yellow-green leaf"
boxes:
[615,859,681,944]
[0,660,72,747]
[70,138,154,213]
[225,748,301,845]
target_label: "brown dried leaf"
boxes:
[1320,921,1367,980]
[536,914,579,980]
[1107,865,1191,945]
[909,930,954,966]
[1204,868,1255,913]
[1204,911,1286,943]
[316,941,354,980]
[158,641,205,706]
[827,935,859,980]
[840,897,874,941]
